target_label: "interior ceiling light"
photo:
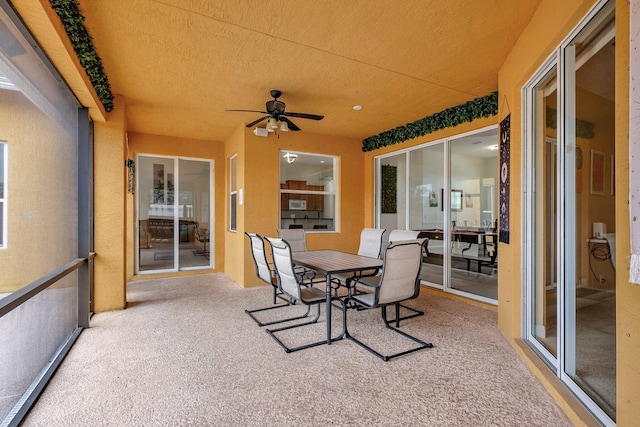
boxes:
[353,105,363,111]
[280,120,289,132]
[283,152,298,163]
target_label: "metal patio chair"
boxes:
[244,232,313,327]
[369,229,426,322]
[264,237,346,353]
[333,228,386,296]
[345,238,433,361]
[277,228,317,282]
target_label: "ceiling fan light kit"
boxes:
[253,127,269,137]
[226,89,324,136]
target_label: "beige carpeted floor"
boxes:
[22,274,573,426]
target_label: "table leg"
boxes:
[326,274,332,345]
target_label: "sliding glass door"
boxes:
[375,126,498,303]
[524,1,615,424]
[409,143,444,287]
[449,130,499,299]
[137,155,212,273]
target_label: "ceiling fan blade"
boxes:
[246,115,270,128]
[283,112,324,121]
[281,116,301,131]
[226,109,269,114]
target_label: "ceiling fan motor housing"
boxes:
[266,100,286,115]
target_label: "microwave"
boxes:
[289,199,307,210]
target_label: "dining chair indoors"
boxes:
[264,237,346,353]
[345,238,433,361]
[193,222,210,257]
[244,232,314,327]
[388,229,420,242]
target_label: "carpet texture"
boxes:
[22,274,573,426]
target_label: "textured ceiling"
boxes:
[77,0,541,143]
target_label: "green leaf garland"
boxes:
[49,0,114,112]
[362,91,498,152]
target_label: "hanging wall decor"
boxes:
[381,165,397,213]
[499,114,510,244]
[126,159,135,195]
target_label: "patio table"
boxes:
[292,250,383,345]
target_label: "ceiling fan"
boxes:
[226,89,324,131]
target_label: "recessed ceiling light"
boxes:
[353,105,363,111]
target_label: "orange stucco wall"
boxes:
[235,126,365,288]
[224,125,246,284]
[93,96,127,312]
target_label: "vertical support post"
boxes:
[77,107,93,328]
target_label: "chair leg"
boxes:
[383,303,424,325]
[245,303,312,327]
[266,298,347,353]
[193,239,210,256]
[245,287,311,327]
[345,302,433,362]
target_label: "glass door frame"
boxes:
[522,0,615,424]
[135,154,214,274]
[374,124,498,305]
[522,51,560,371]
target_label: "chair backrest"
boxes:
[357,228,386,258]
[376,239,427,305]
[245,232,274,285]
[265,237,301,300]
[194,222,209,242]
[388,229,420,242]
[485,234,496,257]
[277,228,307,252]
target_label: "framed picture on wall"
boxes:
[590,149,605,195]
